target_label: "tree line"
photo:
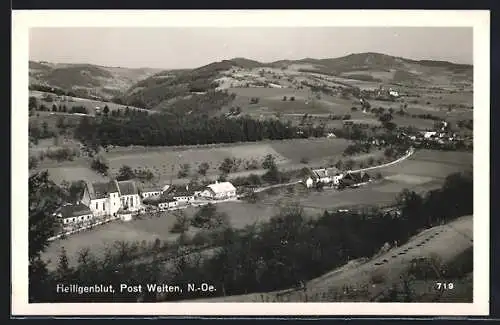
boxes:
[29,168,472,302]
[74,113,326,148]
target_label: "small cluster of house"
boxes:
[402,129,461,146]
[304,167,371,189]
[53,179,237,227]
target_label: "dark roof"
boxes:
[57,203,92,219]
[168,184,196,197]
[87,180,119,199]
[117,180,139,196]
[343,171,370,182]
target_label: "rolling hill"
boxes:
[115,52,472,111]
[30,53,473,112]
[29,61,163,100]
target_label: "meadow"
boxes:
[39,137,352,185]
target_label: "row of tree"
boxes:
[74,114,326,148]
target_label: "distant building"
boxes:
[311,167,342,185]
[422,131,437,139]
[117,180,142,212]
[156,196,179,210]
[54,203,94,226]
[82,180,121,217]
[200,181,237,200]
[389,90,399,97]
[164,184,196,202]
[340,171,371,188]
[139,184,170,200]
[81,179,143,217]
[305,177,314,188]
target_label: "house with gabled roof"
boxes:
[139,183,170,200]
[339,171,371,188]
[54,202,94,226]
[311,166,343,185]
[200,181,237,200]
[82,180,121,217]
[163,184,196,202]
[117,180,142,212]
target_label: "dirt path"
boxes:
[193,214,472,302]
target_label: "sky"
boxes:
[29,27,473,69]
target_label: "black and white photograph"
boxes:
[13,10,490,316]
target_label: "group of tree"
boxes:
[29,84,80,98]
[29,96,89,115]
[38,147,80,163]
[90,155,109,175]
[29,121,55,142]
[343,142,373,156]
[74,113,326,148]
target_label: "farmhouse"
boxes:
[389,89,399,97]
[340,171,371,188]
[82,180,121,217]
[139,184,170,199]
[200,181,237,200]
[164,185,196,202]
[311,167,342,185]
[157,196,179,210]
[54,202,94,226]
[117,180,142,212]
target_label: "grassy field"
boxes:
[37,138,352,185]
[228,87,356,116]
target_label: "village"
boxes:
[52,153,397,238]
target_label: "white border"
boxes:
[12,10,490,316]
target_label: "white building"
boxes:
[423,131,437,139]
[157,198,179,210]
[82,179,142,217]
[200,181,237,200]
[311,167,342,185]
[305,177,314,188]
[117,180,142,212]
[159,184,197,203]
[54,203,94,226]
[140,184,171,199]
[82,180,121,217]
[389,90,399,97]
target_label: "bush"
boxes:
[90,155,109,175]
[300,157,309,164]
